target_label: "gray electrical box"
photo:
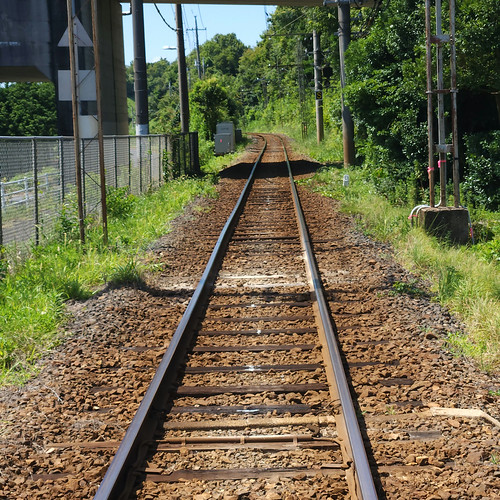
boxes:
[214,133,233,155]
[215,122,235,152]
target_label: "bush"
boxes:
[462,131,500,211]
[106,186,136,218]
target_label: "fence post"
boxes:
[81,138,86,218]
[24,178,29,206]
[32,138,40,245]
[147,135,151,188]
[0,178,3,247]
[183,133,187,176]
[159,136,163,185]
[59,137,65,202]
[128,136,132,190]
[139,136,143,193]
[114,136,118,188]
[189,131,200,175]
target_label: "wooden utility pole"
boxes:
[338,2,355,166]
[66,0,85,244]
[91,0,108,244]
[176,5,190,134]
[313,30,324,143]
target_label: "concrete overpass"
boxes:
[0,0,129,136]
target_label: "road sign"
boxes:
[315,90,323,100]
[57,17,93,47]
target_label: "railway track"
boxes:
[1,134,498,499]
[95,134,377,499]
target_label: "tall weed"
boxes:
[295,128,500,371]
[0,175,218,385]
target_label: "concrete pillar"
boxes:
[97,0,129,135]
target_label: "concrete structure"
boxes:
[0,0,128,136]
[417,207,470,245]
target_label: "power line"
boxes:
[271,11,307,35]
[182,6,194,52]
[153,3,176,32]
[197,5,205,29]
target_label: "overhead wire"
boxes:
[154,3,176,32]
[270,11,307,36]
[182,5,193,50]
[197,4,205,29]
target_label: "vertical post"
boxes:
[81,139,86,217]
[176,5,190,134]
[32,139,39,246]
[449,0,460,207]
[132,0,149,135]
[435,0,447,207]
[313,31,324,144]
[139,136,143,193]
[167,135,173,180]
[149,135,152,188]
[0,177,3,247]
[338,2,355,166]
[183,134,188,175]
[67,0,85,244]
[194,16,202,79]
[114,137,118,188]
[91,0,108,245]
[425,0,436,207]
[296,39,307,138]
[59,137,65,202]
[189,131,200,175]
[128,136,132,190]
[159,136,163,185]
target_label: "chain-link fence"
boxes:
[0,132,200,247]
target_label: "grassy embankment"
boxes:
[290,127,500,373]
[0,144,241,386]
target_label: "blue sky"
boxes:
[121,3,276,65]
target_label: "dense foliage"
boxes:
[1,1,497,211]
[0,82,57,136]
[139,1,498,209]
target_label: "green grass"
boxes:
[292,129,500,372]
[0,173,220,386]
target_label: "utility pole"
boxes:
[131,0,149,135]
[296,39,307,138]
[176,5,189,133]
[425,0,460,208]
[66,0,85,244]
[338,2,355,166]
[313,30,324,143]
[91,0,108,245]
[194,17,202,79]
[188,16,206,79]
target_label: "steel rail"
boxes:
[94,136,267,500]
[281,137,378,500]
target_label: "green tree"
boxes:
[190,77,230,140]
[197,33,247,77]
[0,82,57,136]
[456,0,500,129]
[147,59,178,120]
